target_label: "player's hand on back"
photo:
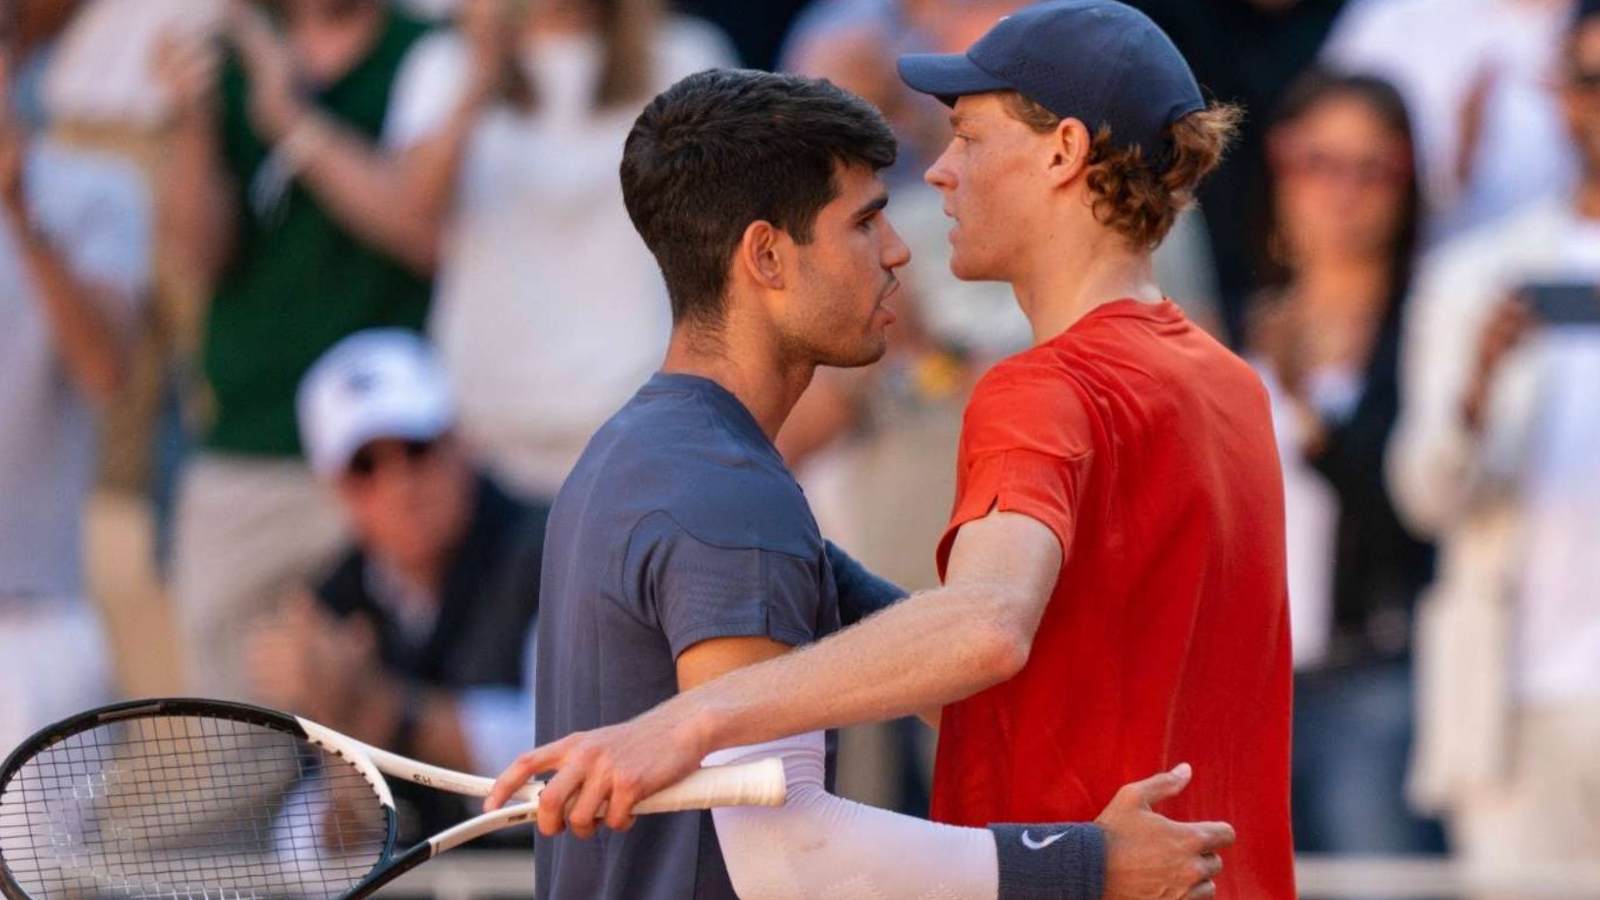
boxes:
[1095,764,1235,899]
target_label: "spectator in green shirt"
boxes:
[157,0,467,699]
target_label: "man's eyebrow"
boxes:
[949,113,968,129]
[854,192,890,219]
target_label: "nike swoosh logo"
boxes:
[1020,830,1069,851]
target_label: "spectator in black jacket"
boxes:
[1246,70,1444,856]
[248,328,545,842]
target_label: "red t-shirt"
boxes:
[931,299,1295,899]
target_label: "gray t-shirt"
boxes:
[0,139,148,600]
[534,373,841,900]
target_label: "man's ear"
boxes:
[1044,117,1094,188]
[736,220,788,291]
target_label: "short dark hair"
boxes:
[620,69,897,327]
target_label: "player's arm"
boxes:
[559,635,1224,900]
[708,734,1226,900]
[700,508,1060,745]
[490,509,1058,815]
[556,633,789,839]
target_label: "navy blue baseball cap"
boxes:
[898,0,1206,168]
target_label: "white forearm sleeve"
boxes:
[705,732,998,900]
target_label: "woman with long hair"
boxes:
[385,0,735,500]
[1249,69,1445,856]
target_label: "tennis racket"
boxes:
[0,698,785,900]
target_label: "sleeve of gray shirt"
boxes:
[633,513,825,658]
[825,541,909,626]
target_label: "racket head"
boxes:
[0,698,397,900]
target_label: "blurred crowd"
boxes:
[1,0,1598,881]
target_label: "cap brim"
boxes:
[316,402,455,478]
[897,53,1013,107]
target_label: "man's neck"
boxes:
[1010,231,1163,345]
[660,323,813,442]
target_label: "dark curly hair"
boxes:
[999,91,1242,250]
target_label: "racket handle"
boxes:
[425,760,784,857]
[632,757,787,814]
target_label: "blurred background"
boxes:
[1,0,1598,896]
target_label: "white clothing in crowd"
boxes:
[42,0,225,128]
[1392,197,1600,867]
[0,141,149,600]
[0,139,150,747]
[386,18,737,498]
[1257,365,1339,670]
[1324,0,1579,243]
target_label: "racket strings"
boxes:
[0,714,389,899]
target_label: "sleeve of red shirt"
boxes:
[936,362,1095,581]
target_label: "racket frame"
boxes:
[1,698,785,900]
[0,698,401,900]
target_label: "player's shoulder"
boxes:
[579,387,817,557]
[970,346,1094,420]
[961,348,1097,459]
[633,470,819,563]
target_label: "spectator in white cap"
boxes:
[245,328,546,845]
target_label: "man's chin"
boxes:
[820,338,889,370]
[948,252,996,283]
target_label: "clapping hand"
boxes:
[152,26,222,126]
[226,0,307,143]
[460,0,519,106]
[246,590,380,728]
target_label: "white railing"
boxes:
[1296,855,1600,899]
[385,852,1600,899]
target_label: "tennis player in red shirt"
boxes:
[489,3,1294,896]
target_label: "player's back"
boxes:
[930,299,1295,898]
[534,372,841,900]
